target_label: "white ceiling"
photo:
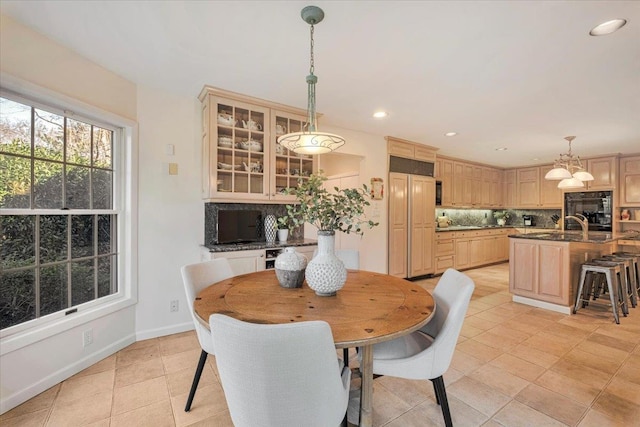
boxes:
[2,1,639,167]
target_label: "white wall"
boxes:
[134,86,204,339]
[319,126,388,273]
[0,14,138,413]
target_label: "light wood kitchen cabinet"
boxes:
[454,237,471,270]
[539,165,563,208]
[435,232,455,274]
[503,169,516,207]
[436,158,454,206]
[409,176,436,277]
[452,228,512,271]
[387,137,437,162]
[199,87,314,201]
[620,155,640,207]
[388,173,408,278]
[491,169,503,207]
[517,167,540,207]
[509,239,568,305]
[585,156,616,189]
[452,162,465,206]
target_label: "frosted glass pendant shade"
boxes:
[278,132,345,155]
[572,170,594,181]
[557,177,585,189]
[544,167,572,180]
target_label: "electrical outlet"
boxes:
[83,329,93,347]
[170,300,179,312]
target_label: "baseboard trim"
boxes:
[135,321,194,341]
[512,295,572,314]
[0,333,135,415]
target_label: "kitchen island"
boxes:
[508,231,624,314]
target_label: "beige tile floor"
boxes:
[2,263,640,426]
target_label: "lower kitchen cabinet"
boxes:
[207,246,317,277]
[439,228,512,272]
[211,249,266,276]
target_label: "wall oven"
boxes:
[564,190,613,232]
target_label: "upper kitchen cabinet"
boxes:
[437,155,501,208]
[539,165,563,208]
[585,156,616,190]
[516,167,540,207]
[387,137,437,162]
[199,87,314,201]
[620,155,640,207]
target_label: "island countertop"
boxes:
[508,231,639,244]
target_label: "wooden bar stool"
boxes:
[574,261,626,324]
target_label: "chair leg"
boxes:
[185,349,208,412]
[432,376,452,427]
[343,348,349,367]
[432,380,440,405]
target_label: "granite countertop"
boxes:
[205,238,318,252]
[436,225,515,232]
[508,231,631,244]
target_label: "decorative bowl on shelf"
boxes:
[239,140,263,152]
[217,162,239,171]
[218,136,234,148]
[275,144,285,155]
[217,114,235,127]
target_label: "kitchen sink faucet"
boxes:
[565,214,589,240]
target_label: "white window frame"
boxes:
[0,74,138,355]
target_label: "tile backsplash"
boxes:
[435,208,562,229]
[205,203,302,245]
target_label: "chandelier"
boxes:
[544,136,594,189]
[277,6,345,155]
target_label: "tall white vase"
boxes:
[264,214,277,243]
[305,230,347,296]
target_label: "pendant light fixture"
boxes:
[544,136,594,189]
[277,6,345,155]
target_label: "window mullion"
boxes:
[34,214,41,319]
[66,214,72,308]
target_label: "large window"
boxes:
[0,95,119,331]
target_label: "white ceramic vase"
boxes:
[264,214,277,243]
[305,230,347,296]
[275,247,308,288]
[277,229,289,243]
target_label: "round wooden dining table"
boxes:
[194,269,435,427]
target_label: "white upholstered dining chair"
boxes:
[210,313,351,427]
[366,268,474,427]
[180,258,234,412]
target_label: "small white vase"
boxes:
[497,218,506,226]
[305,230,347,296]
[275,247,307,288]
[264,214,277,243]
[277,229,289,243]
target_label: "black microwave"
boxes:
[435,181,442,206]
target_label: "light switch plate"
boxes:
[169,163,178,175]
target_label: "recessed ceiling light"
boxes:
[372,111,388,118]
[495,147,508,151]
[589,19,627,36]
[444,132,457,137]
[532,157,539,161]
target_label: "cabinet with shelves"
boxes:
[620,155,640,207]
[199,87,314,201]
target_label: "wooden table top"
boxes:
[194,269,435,348]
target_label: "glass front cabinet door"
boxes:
[199,87,315,201]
